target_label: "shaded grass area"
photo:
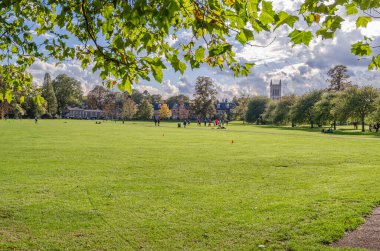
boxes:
[215,122,380,140]
[1,119,380,250]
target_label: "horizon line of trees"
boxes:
[233,65,379,132]
[3,65,378,131]
[0,74,226,121]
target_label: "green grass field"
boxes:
[1,120,380,250]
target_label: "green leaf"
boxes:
[236,28,254,44]
[209,43,232,57]
[195,47,205,61]
[247,0,259,18]
[5,90,13,103]
[259,1,275,25]
[151,64,163,82]
[102,4,114,19]
[245,63,255,69]
[345,3,358,15]
[356,16,372,28]
[178,61,187,74]
[288,30,313,46]
[100,70,108,80]
[252,19,269,32]
[275,11,299,30]
[11,46,19,53]
[20,96,25,104]
[23,33,33,41]
[119,75,132,94]
[316,28,334,39]
[323,16,344,31]
[351,41,372,56]
[369,56,380,70]
[113,35,124,48]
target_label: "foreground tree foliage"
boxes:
[1,0,379,106]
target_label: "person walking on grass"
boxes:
[183,120,187,128]
[34,117,38,124]
[154,116,157,126]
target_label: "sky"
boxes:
[27,0,380,100]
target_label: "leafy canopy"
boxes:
[1,0,380,101]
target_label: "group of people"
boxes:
[196,118,229,127]
[369,123,380,132]
[154,116,229,128]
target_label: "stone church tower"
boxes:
[269,80,282,100]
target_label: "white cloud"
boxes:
[28,59,102,94]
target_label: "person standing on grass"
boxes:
[183,120,187,128]
[34,117,38,124]
[154,116,157,126]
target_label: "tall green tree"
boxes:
[327,65,351,91]
[262,100,277,124]
[21,84,46,118]
[41,73,58,116]
[336,86,379,132]
[191,76,217,119]
[314,92,338,129]
[87,85,107,110]
[52,74,83,115]
[166,95,190,107]
[131,89,144,105]
[290,90,322,128]
[245,96,268,124]
[150,94,163,105]
[2,0,379,101]
[137,99,154,120]
[232,95,250,123]
[272,95,297,125]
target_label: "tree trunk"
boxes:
[361,117,365,132]
[0,102,5,119]
[310,121,314,128]
[333,120,336,130]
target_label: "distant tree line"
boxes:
[233,65,380,132]
[1,74,232,121]
[0,73,82,119]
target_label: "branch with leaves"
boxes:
[1,0,380,106]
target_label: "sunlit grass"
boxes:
[1,119,379,250]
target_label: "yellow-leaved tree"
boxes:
[159,103,172,119]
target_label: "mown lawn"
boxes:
[1,120,380,250]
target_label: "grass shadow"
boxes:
[240,123,380,137]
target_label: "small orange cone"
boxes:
[231,139,234,144]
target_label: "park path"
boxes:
[332,206,380,250]
[149,124,380,142]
